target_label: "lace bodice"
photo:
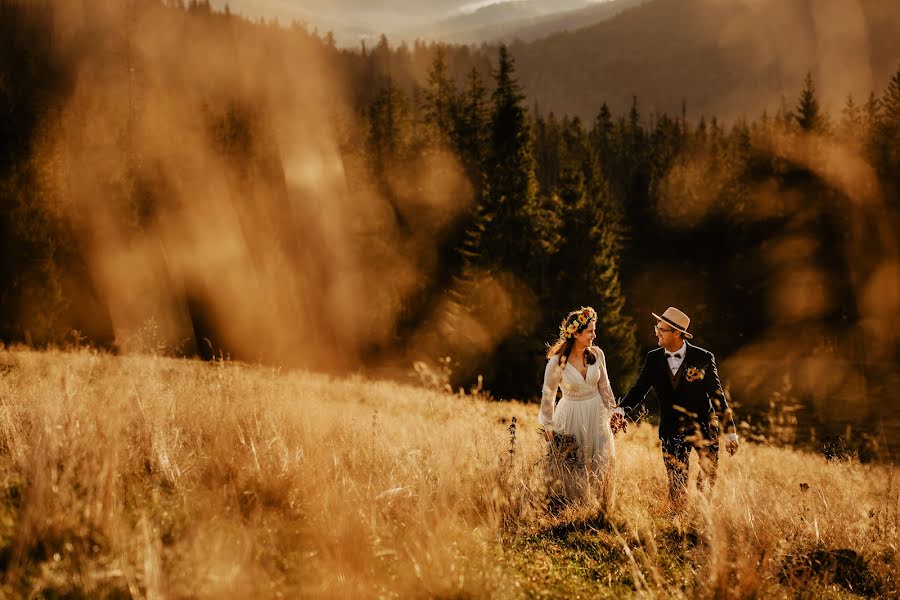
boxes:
[539,348,616,430]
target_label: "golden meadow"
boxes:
[0,347,896,598]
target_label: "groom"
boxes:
[611,307,739,506]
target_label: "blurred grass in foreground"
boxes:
[0,347,896,598]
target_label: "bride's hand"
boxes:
[544,429,554,442]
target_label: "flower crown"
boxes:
[559,306,597,339]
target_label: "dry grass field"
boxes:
[0,347,897,598]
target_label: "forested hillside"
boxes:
[510,0,900,120]
[2,0,899,458]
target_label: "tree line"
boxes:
[352,36,900,404]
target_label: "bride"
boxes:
[539,306,617,505]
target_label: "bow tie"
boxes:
[666,352,682,359]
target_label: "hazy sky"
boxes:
[209,0,566,42]
[213,0,498,27]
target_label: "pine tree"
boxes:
[366,76,410,171]
[455,67,488,184]
[863,91,881,139]
[872,65,900,205]
[648,113,684,194]
[486,46,535,212]
[443,69,489,316]
[533,112,562,196]
[616,96,652,234]
[423,46,457,146]
[794,72,823,132]
[774,95,792,131]
[839,94,863,143]
[589,102,614,182]
[879,65,900,130]
[440,68,490,322]
[370,34,391,80]
[480,45,554,268]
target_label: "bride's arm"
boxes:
[595,348,616,411]
[539,357,562,431]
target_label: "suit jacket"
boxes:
[619,342,730,442]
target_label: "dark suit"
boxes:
[619,342,731,502]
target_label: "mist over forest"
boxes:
[2,0,899,459]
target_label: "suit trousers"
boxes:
[661,431,719,505]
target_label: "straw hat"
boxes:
[652,306,694,339]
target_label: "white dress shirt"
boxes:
[665,341,687,375]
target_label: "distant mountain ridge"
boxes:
[410,0,640,44]
[216,0,639,47]
[486,0,643,43]
[507,0,900,121]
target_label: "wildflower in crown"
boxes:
[559,306,597,339]
[547,305,600,371]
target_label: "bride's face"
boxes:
[574,322,596,347]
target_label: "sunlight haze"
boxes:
[3,0,900,595]
[211,0,604,43]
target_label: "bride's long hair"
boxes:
[546,307,598,368]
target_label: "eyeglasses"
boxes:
[654,325,676,335]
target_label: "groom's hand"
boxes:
[725,433,739,456]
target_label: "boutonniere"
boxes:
[685,366,706,382]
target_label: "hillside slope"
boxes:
[510,0,900,120]
[0,347,896,597]
[423,0,642,44]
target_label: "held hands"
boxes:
[725,433,740,456]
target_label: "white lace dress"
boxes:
[539,347,617,484]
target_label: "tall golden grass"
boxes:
[0,347,896,598]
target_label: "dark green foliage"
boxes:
[838,94,862,142]
[794,72,823,132]
[872,66,900,206]
[367,76,413,171]
[880,66,900,126]
[534,113,638,388]
[455,68,490,191]
[448,46,564,396]
[478,46,550,273]
[422,47,458,147]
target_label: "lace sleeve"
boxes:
[595,348,616,411]
[539,356,562,430]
